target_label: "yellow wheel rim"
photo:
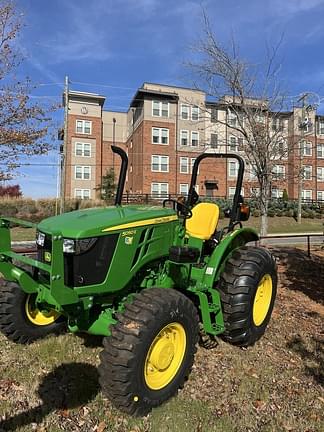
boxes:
[25,294,60,326]
[144,322,186,390]
[253,274,273,326]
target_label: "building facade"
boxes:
[63,84,324,202]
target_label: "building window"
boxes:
[151,155,169,172]
[303,165,312,180]
[180,130,189,146]
[191,106,199,121]
[180,157,189,174]
[228,161,239,177]
[152,100,169,117]
[271,188,283,199]
[191,131,199,146]
[229,186,244,197]
[75,142,91,157]
[228,111,237,127]
[190,158,199,174]
[76,120,92,134]
[317,144,324,158]
[237,137,244,151]
[272,118,284,131]
[317,167,324,181]
[211,107,218,123]
[302,190,312,201]
[272,165,285,179]
[319,120,324,135]
[75,166,91,180]
[74,189,90,199]
[179,183,189,195]
[317,190,324,201]
[181,104,189,120]
[151,182,168,198]
[249,164,258,181]
[152,127,169,145]
[229,136,237,151]
[300,141,312,156]
[256,113,265,124]
[210,133,218,148]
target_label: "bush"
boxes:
[252,209,260,217]
[36,199,57,218]
[267,209,276,217]
[0,199,18,217]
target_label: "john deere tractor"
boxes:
[0,146,277,416]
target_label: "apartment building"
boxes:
[63,84,324,202]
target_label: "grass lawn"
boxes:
[11,227,36,242]
[8,217,324,242]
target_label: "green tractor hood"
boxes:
[37,205,178,238]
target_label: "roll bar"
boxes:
[187,153,245,228]
[111,145,128,206]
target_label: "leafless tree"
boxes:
[0,1,54,181]
[187,12,291,236]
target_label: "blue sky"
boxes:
[11,0,324,197]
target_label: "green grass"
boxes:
[220,216,323,234]
[11,227,36,242]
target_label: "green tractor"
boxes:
[0,146,277,416]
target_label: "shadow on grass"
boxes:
[0,362,99,432]
[76,332,104,348]
[287,335,324,386]
[271,247,324,304]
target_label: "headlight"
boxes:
[63,238,97,254]
[63,239,75,254]
[36,231,45,247]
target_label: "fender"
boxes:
[202,227,259,289]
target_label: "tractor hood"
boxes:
[37,205,178,238]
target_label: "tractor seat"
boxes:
[186,202,220,240]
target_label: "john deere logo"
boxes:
[125,236,133,245]
[44,252,51,262]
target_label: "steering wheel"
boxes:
[162,199,192,219]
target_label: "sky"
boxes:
[9,0,324,197]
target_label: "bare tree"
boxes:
[0,1,54,180]
[187,13,290,236]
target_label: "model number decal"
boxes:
[122,230,137,237]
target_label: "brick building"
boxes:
[63,84,324,202]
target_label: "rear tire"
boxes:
[0,279,66,344]
[219,246,277,347]
[98,288,199,416]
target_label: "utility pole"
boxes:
[60,75,69,214]
[112,117,116,172]
[297,93,309,224]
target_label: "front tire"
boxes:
[219,246,277,347]
[0,279,65,344]
[98,288,199,416]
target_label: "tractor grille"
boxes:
[37,234,119,287]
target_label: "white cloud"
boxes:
[271,0,324,16]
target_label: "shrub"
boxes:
[0,199,18,217]
[252,209,260,217]
[267,209,276,217]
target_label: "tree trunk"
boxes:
[259,181,269,238]
[260,210,268,238]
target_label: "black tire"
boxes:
[0,279,66,344]
[219,246,277,347]
[98,287,199,416]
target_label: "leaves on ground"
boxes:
[0,247,323,431]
